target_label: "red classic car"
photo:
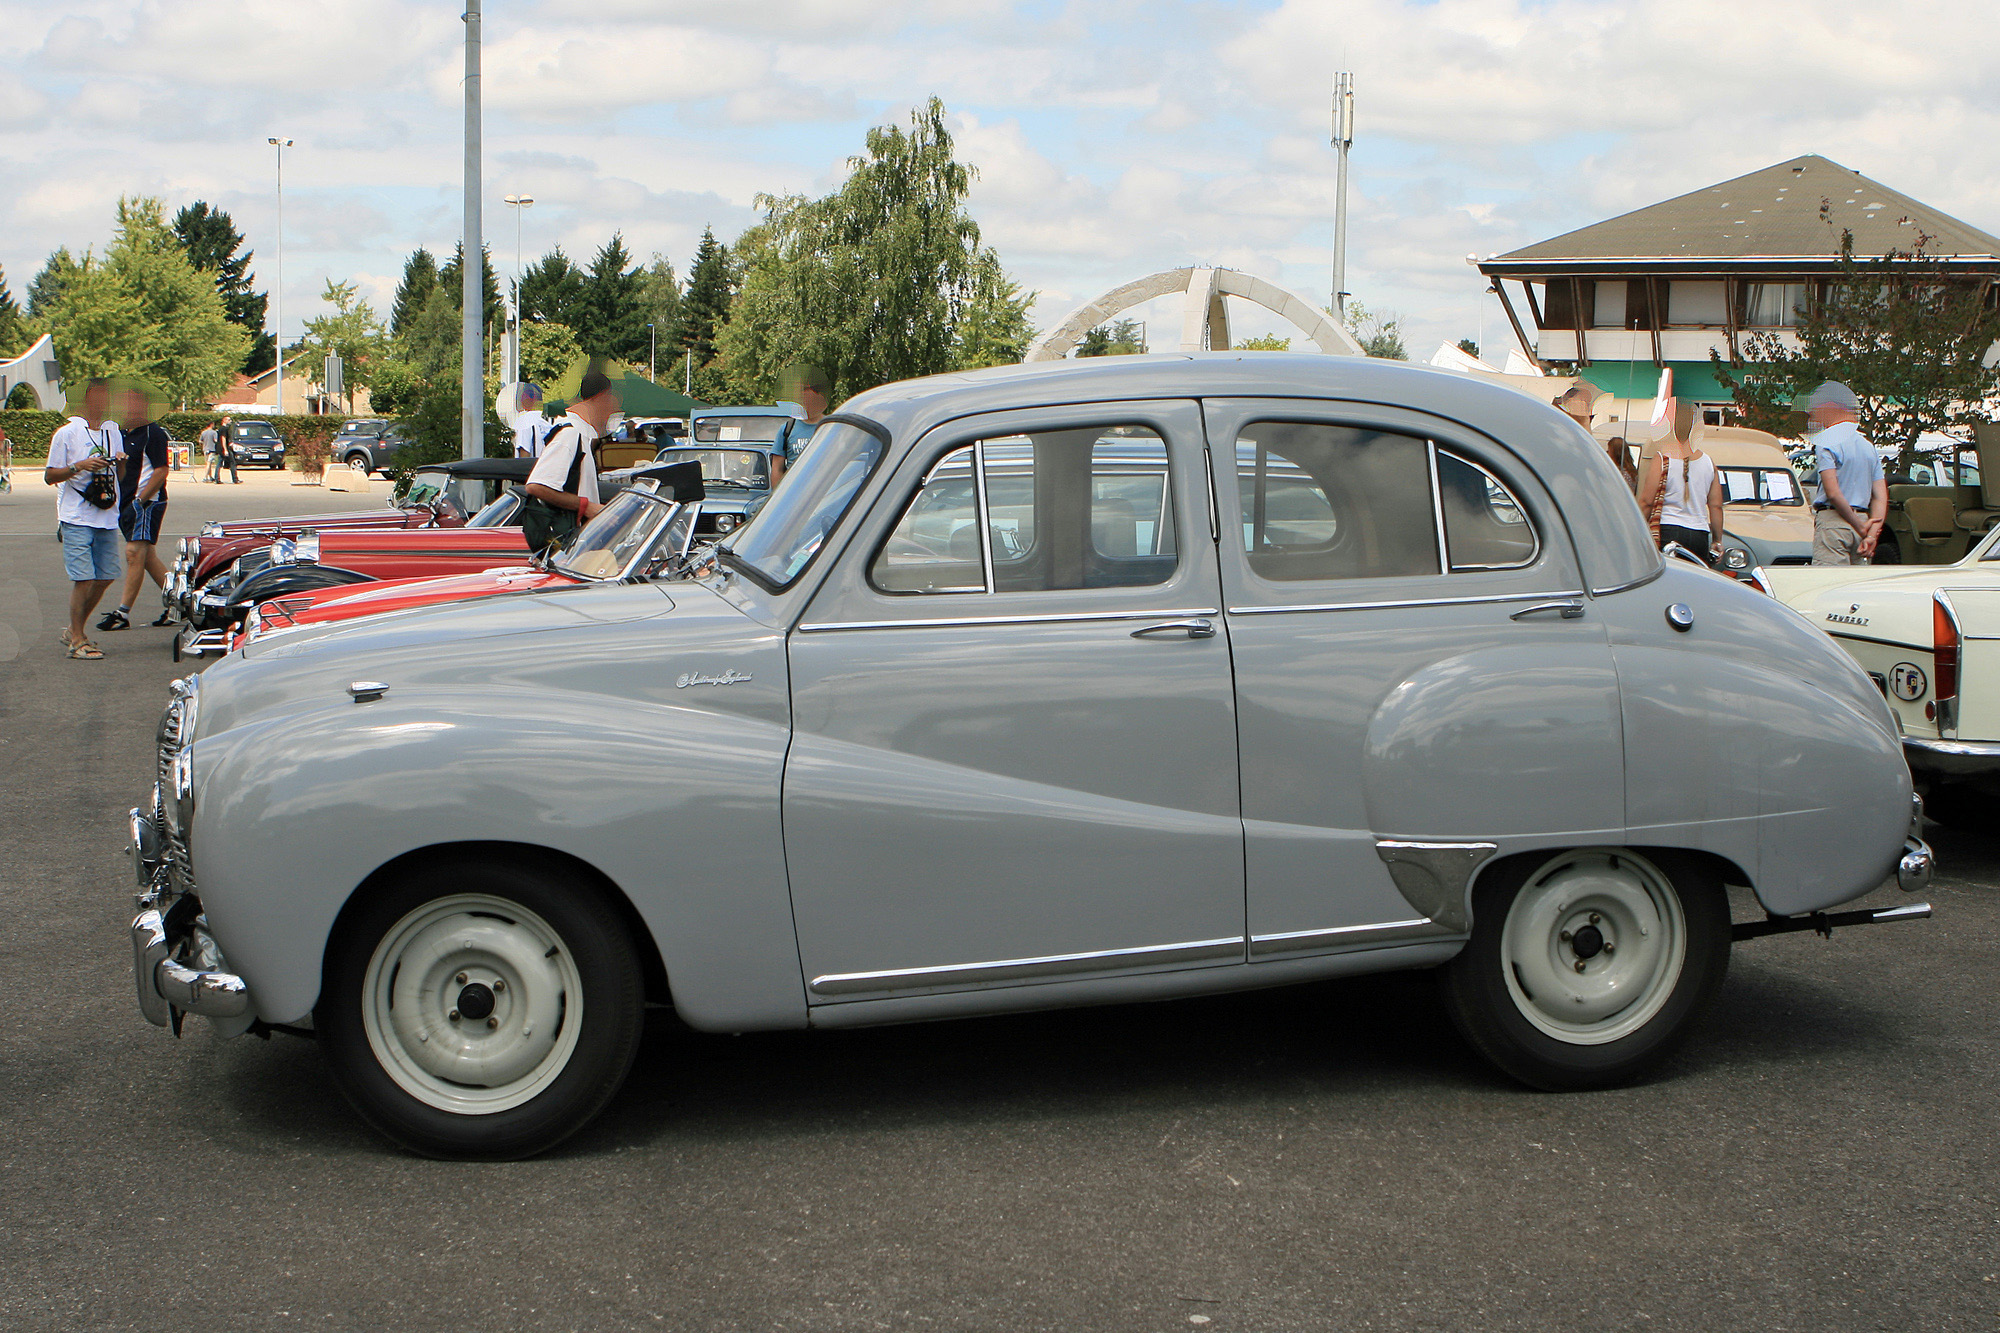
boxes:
[233,486,701,650]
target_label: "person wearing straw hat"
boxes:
[1806,381,1887,565]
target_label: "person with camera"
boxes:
[44,379,124,660]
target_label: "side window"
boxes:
[871,425,1177,595]
[1236,423,1439,581]
[1437,451,1538,569]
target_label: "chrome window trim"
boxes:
[1591,566,1665,596]
[1227,588,1584,616]
[1425,441,1451,573]
[1438,447,1543,572]
[972,436,996,594]
[1249,917,1444,958]
[809,936,1244,998]
[799,606,1222,633]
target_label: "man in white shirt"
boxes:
[523,370,620,552]
[513,382,553,458]
[1807,382,1888,565]
[44,378,124,659]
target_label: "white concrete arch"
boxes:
[0,334,64,410]
[1025,267,1364,361]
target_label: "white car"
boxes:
[1761,525,2000,826]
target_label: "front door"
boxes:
[783,401,1245,1005]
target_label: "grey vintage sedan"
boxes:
[129,355,1933,1158]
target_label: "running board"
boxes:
[1732,902,1932,942]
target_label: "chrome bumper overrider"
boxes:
[173,624,229,661]
[1898,792,1935,894]
[129,806,252,1031]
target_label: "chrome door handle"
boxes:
[1131,618,1217,639]
[1509,599,1586,621]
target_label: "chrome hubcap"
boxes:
[360,893,582,1114]
[1501,849,1686,1046]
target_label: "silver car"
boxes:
[128,355,1933,1158]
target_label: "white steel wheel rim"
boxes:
[360,893,585,1115]
[1500,849,1687,1047]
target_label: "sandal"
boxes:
[97,609,131,631]
[65,639,105,660]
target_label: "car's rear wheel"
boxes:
[1440,847,1729,1090]
[318,859,645,1159]
[1922,783,1986,832]
[1872,531,1903,565]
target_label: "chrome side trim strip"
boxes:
[809,936,1244,997]
[1228,589,1583,616]
[1249,917,1443,958]
[799,607,1222,633]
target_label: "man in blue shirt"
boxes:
[1808,382,1888,565]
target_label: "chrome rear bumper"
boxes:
[1904,735,2000,780]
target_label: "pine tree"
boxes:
[578,232,647,362]
[0,264,26,357]
[640,255,683,358]
[172,202,272,374]
[438,242,503,335]
[519,248,586,329]
[391,249,439,337]
[681,227,733,368]
[27,248,80,320]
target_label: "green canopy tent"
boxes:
[541,357,701,419]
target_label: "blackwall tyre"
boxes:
[1439,847,1730,1091]
[1872,532,1903,565]
[317,859,645,1159]
[344,452,371,472]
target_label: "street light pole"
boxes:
[1331,71,1354,322]
[503,195,533,385]
[461,0,483,461]
[267,137,292,413]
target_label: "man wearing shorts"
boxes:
[44,379,124,659]
[100,386,174,631]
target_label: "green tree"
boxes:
[1456,338,1480,359]
[0,265,27,357]
[1077,318,1146,357]
[520,248,587,329]
[954,252,1035,368]
[518,320,582,385]
[680,227,734,370]
[171,202,271,374]
[399,286,463,381]
[44,197,250,406]
[719,98,1004,400]
[1712,230,2000,463]
[26,248,79,319]
[297,279,389,412]
[1237,334,1292,352]
[1345,301,1407,359]
[438,242,503,336]
[637,255,683,373]
[391,248,439,338]
[578,232,647,362]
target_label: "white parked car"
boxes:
[1761,524,2000,826]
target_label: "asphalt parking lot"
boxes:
[2,472,1996,1331]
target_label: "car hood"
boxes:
[1720,505,1813,548]
[245,566,551,640]
[1763,563,1960,648]
[200,579,763,742]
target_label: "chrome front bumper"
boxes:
[173,624,229,661]
[1904,735,2000,780]
[129,807,253,1031]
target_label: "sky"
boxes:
[5,0,2000,371]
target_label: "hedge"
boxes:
[0,410,353,464]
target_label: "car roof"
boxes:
[692,406,802,419]
[837,352,1661,596]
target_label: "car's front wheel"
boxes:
[1440,847,1729,1090]
[318,858,646,1158]
[344,451,372,473]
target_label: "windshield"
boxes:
[695,415,787,443]
[719,421,883,588]
[466,491,523,529]
[656,447,770,488]
[234,422,280,440]
[1718,466,1804,505]
[553,489,683,580]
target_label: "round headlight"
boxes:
[1724,547,1749,570]
[713,513,739,534]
